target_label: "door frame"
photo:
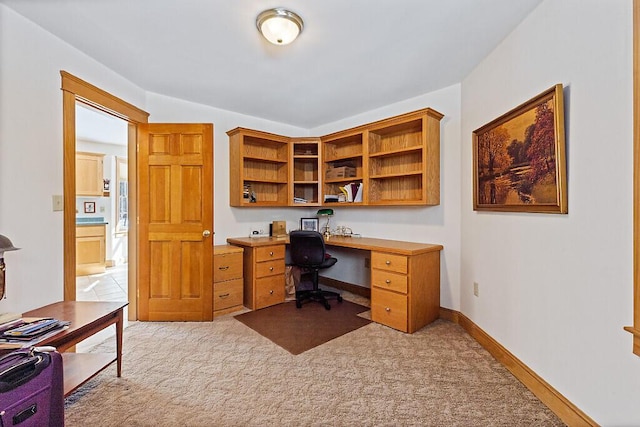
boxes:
[61,71,149,320]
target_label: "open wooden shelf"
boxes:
[228,108,443,208]
[63,352,117,396]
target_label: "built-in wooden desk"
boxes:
[23,301,127,396]
[227,235,443,333]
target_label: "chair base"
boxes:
[295,288,343,310]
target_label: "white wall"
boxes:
[461,0,636,424]
[0,5,146,313]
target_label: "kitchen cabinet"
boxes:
[76,152,105,196]
[76,224,106,276]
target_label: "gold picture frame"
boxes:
[473,84,567,213]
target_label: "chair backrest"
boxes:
[289,230,326,267]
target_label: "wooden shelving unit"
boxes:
[228,128,289,207]
[322,131,364,205]
[227,107,443,208]
[290,138,321,206]
[366,111,442,205]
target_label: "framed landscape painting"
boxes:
[473,84,567,213]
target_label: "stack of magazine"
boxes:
[0,317,70,349]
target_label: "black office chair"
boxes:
[289,230,342,310]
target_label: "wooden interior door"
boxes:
[138,123,214,321]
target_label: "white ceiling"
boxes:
[2,0,542,128]
[75,103,128,145]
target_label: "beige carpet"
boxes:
[64,315,564,426]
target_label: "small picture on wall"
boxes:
[472,84,567,214]
[84,202,96,214]
[300,217,319,232]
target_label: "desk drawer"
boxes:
[256,245,285,262]
[371,287,408,332]
[255,276,285,309]
[214,278,243,311]
[214,252,243,282]
[371,252,408,274]
[371,269,408,294]
[256,259,285,278]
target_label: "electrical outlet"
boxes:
[473,282,479,297]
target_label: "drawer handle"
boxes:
[385,279,391,284]
[269,290,274,295]
[219,293,230,298]
[385,260,391,265]
[385,307,391,312]
[269,266,274,271]
[269,251,274,256]
[218,266,230,271]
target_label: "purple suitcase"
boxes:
[0,348,64,427]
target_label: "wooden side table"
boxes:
[23,301,127,396]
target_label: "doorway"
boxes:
[61,70,150,321]
[75,103,129,304]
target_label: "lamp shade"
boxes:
[0,234,19,257]
[256,8,303,45]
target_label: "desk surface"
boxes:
[226,235,443,256]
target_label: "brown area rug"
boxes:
[234,300,371,354]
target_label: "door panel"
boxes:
[138,123,214,321]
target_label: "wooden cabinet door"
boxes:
[76,152,104,196]
[76,225,106,275]
[138,123,214,321]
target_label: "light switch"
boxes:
[52,195,63,211]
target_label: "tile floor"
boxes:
[76,264,128,303]
[75,264,128,351]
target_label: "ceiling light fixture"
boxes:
[256,8,304,45]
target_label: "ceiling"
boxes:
[2,0,542,129]
[75,103,128,145]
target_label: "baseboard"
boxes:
[439,307,596,426]
[319,276,371,298]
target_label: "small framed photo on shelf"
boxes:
[84,202,96,214]
[300,217,319,232]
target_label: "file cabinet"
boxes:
[370,249,440,333]
[213,245,244,317]
[235,243,286,310]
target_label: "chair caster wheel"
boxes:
[337,295,343,303]
[296,300,302,308]
[324,302,331,310]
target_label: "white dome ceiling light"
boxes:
[256,8,304,45]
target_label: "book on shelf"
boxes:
[338,182,363,203]
[353,183,363,202]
